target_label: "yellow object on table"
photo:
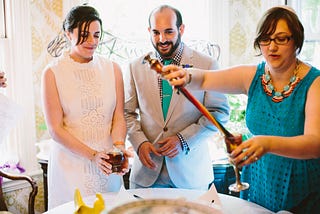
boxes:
[74,188,105,214]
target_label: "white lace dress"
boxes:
[46,52,122,209]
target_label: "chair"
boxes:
[184,39,220,61]
[0,169,38,214]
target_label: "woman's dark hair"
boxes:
[47,5,102,57]
[254,6,304,55]
[148,5,183,28]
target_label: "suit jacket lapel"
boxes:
[165,90,183,124]
[145,64,164,127]
[165,46,193,124]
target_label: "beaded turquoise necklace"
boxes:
[261,60,301,103]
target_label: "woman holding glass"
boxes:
[41,5,131,209]
[163,6,320,213]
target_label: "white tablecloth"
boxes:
[44,188,273,214]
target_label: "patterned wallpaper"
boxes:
[31,0,64,142]
[229,0,264,65]
[3,1,264,213]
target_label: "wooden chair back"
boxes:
[0,169,38,214]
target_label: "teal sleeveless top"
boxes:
[242,62,320,213]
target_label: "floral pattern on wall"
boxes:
[31,0,64,142]
[229,0,263,65]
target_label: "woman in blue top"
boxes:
[163,6,320,213]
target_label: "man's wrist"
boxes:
[176,133,190,155]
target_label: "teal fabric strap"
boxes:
[162,59,173,120]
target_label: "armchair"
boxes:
[0,169,38,214]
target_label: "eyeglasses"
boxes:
[258,36,293,46]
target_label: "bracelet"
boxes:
[91,150,97,160]
[114,141,125,145]
[187,72,192,85]
[113,141,125,147]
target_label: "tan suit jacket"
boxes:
[124,45,229,189]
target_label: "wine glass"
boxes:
[224,133,249,192]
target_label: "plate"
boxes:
[107,198,220,214]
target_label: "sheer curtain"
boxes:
[0,0,37,173]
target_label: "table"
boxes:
[38,157,237,212]
[44,188,273,214]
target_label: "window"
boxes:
[0,0,6,38]
[0,0,37,173]
[288,0,320,68]
[87,0,212,42]
[85,0,217,64]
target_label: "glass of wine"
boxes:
[224,133,249,192]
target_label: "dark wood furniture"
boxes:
[212,163,239,197]
[0,169,38,214]
[123,169,130,189]
[38,159,48,211]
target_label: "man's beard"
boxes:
[153,34,181,58]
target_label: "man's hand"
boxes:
[157,136,182,158]
[138,142,161,170]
